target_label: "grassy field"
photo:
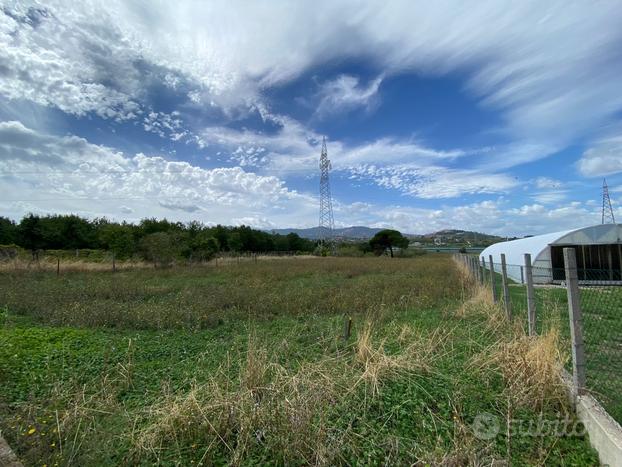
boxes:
[0,256,598,465]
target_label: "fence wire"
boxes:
[468,256,621,425]
[578,269,622,423]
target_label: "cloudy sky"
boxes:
[2,1,622,235]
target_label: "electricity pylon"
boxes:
[602,178,616,224]
[318,137,335,252]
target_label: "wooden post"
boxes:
[501,254,511,320]
[478,257,484,284]
[481,256,487,284]
[563,247,586,395]
[343,315,352,341]
[524,253,536,336]
[112,251,116,273]
[489,255,498,303]
[520,266,524,284]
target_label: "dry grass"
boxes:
[480,329,567,411]
[354,322,449,397]
[0,256,151,272]
[456,256,568,410]
[134,346,347,465]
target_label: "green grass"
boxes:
[0,256,598,465]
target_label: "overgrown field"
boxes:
[0,256,598,465]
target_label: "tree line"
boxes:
[0,214,415,264]
[0,214,316,262]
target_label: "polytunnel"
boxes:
[479,224,622,284]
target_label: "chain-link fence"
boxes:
[457,252,622,426]
[579,270,622,422]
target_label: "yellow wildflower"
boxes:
[27,428,36,435]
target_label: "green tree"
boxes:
[18,214,45,258]
[0,217,17,245]
[189,231,219,261]
[99,223,136,258]
[369,229,410,258]
[228,232,243,252]
[139,232,178,267]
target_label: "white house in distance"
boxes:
[480,224,622,284]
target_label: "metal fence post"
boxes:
[501,253,511,320]
[489,255,498,303]
[524,253,536,336]
[563,247,586,395]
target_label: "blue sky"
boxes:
[2,1,622,236]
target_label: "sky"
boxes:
[2,1,622,236]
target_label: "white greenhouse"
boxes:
[479,224,622,284]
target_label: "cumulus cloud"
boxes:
[578,134,622,177]
[349,198,603,237]
[0,121,315,224]
[0,5,142,120]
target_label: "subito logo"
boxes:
[472,412,500,440]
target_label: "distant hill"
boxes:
[269,226,509,244]
[410,229,508,246]
[270,226,383,240]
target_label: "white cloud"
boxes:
[347,164,517,198]
[2,1,621,166]
[531,191,567,204]
[578,134,622,177]
[534,177,562,189]
[0,121,316,224]
[0,120,608,235]
[314,74,383,117]
[0,5,142,120]
[199,117,517,199]
[337,198,602,237]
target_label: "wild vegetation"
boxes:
[0,256,597,465]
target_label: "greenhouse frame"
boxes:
[479,224,622,284]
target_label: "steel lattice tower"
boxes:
[318,137,335,249]
[602,178,616,224]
